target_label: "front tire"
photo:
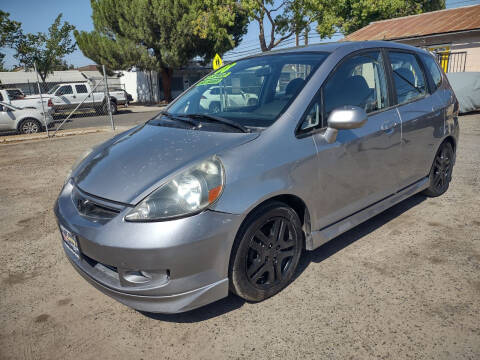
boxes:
[423,141,454,197]
[18,119,42,134]
[229,201,303,302]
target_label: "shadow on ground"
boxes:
[142,193,427,323]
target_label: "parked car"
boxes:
[4,88,25,100]
[26,82,127,115]
[200,86,259,112]
[0,89,52,112]
[0,101,54,134]
[55,41,459,314]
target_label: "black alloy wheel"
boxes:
[424,141,454,197]
[230,201,303,302]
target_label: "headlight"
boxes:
[125,156,224,221]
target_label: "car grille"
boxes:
[71,186,122,220]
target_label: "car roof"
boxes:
[241,40,429,60]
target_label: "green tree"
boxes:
[0,10,22,71]
[75,0,248,102]
[54,59,75,70]
[14,14,76,82]
[324,0,446,36]
[240,0,335,52]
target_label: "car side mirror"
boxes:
[322,106,368,144]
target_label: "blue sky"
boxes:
[2,0,480,69]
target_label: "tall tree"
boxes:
[0,10,22,71]
[14,14,76,82]
[75,0,248,102]
[240,0,335,52]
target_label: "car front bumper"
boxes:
[54,180,242,313]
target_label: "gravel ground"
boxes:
[0,114,479,360]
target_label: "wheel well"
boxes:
[443,136,456,153]
[109,97,117,104]
[242,194,311,239]
[17,117,41,131]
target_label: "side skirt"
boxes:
[307,177,429,251]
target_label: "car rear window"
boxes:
[75,84,88,93]
[420,54,443,92]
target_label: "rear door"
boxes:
[386,50,444,188]
[74,84,90,108]
[301,50,402,229]
[0,104,17,130]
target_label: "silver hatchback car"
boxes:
[55,41,459,313]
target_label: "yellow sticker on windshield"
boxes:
[197,63,236,86]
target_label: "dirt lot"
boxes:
[1,114,479,360]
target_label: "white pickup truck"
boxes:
[26,82,127,115]
[0,88,52,112]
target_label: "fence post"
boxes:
[102,65,115,131]
[34,63,49,137]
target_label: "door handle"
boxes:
[381,120,398,133]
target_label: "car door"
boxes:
[74,84,90,109]
[299,49,402,229]
[53,85,75,110]
[0,104,17,130]
[386,50,444,188]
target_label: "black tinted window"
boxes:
[75,84,88,93]
[323,51,388,117]
[389,52,426,104]
[57,86,73,95]
[420,54,442,92]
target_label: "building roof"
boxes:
[344,4,480,42]
[0,70,120,85]
[77,65,99,71]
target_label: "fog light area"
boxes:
[119,269,170,287]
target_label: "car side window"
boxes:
[57,85,73,95]
[388,51,427,104]
[323,51,389,119]
[420,53,442,92]
[75,84,88,94]
[300,99,322,131]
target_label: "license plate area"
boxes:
[60,225,79,258]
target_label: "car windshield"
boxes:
[47,85,60,94]
[165,52,329,130]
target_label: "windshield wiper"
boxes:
[184,113,249,133]
[154,111,200,128]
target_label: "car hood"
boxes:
[73,123,259,204]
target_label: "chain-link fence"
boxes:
[0,64,133,137]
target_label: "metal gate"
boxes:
[435,51,467,73]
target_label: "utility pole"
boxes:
[102,65,115,131]
[34,63,48,137]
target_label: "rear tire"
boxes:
[109,101,118,115]
[18,118,42,134]
[423,141,454,197]
[99,100,118,115]
[229,201,303,302]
